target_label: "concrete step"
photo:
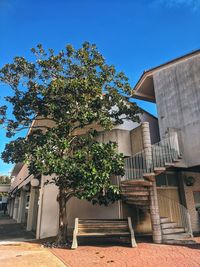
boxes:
[161,222,178,229]
[121,186,149,192]
[121,181,153,187]
[162,233,191,240]
[121,191,149,197]
[165,162,176,167]
[125,200,150,206]
[124,196,149,201]
[154,167,166,174]
[160,217,171,224]
[143,173,155,182]
[162,227,185,235]
[163,239,196,245]
[172,158,182,163]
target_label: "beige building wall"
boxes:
[96,129,132,156]
[66,198,120,235]
[122,203,152,235]
[181,171,200,233]
[130,125,144,155]
[140,112,160,145]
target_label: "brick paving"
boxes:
[51,237,200,267]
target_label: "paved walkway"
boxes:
[52,237,200,267]
[0,242,66,267]
[0,212,34,241]
[0,212,66,266]
[2,212,200,266]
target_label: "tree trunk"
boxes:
[56,188,68,244]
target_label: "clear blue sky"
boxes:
[0,0,200,175]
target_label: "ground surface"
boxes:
[1,212,200,266]
[51,238,200,267]
[0,242,66,267]
[0,213,34,241]
[0,212,66,266]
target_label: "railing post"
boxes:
[149,180,162,244]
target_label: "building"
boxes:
[133,49,200,239]
[7,50,200,244]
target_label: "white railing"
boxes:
[124,133,181,180]
[158,193,193,237]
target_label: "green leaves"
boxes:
[0,41,141,207]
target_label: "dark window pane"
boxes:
[193,192,200,210]
[166,172,179,186]
[156,173,167,187]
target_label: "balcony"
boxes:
[123,132,181,181]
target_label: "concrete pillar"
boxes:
[141,122,152,170]
[7,200,11,215]
[27,187,39,231]
[17,189,27,223]
[11,199,15,217]
[13,197,20,221]
[9,199,14,217]
[149,181,162,244]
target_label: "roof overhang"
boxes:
[133,49,200,103]
[11,162,24,177]
[133,73,155,103]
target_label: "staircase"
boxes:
[160,217,194,244]
[121,180,152,211]
[158,194,193,244]
[123,133,181,182]
[120,133,193,244]
[121,133,181,208]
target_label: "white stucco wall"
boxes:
[36,175,59,239]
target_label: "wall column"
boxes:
[12,196,19,221]
[17,189,27,223]
[9,199,14,217]
[7,200,11,215]
[141,122,152,171]
[149,180,162,244]
[27,186,39,231]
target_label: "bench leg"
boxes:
[130,234,137,248]
[127,217,137,248]
[71,233,78,249]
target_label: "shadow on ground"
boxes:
[0,211,35,241]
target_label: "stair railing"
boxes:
[157,193,193,237]
[123,132,181,181]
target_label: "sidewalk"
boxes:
[0,242,66,267]
[51,237,200,267]
[2,212,200,267]
[0,212,34,241]
[0,212,66,266]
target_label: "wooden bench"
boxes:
[71,217,137,249]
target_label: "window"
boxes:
[156,172,179,187]
[193,191,200,210]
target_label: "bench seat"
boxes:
[71,217,137,249]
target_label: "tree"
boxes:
[0,175,10,184]
[0,42,141,243]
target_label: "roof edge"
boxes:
[134,49,200,92]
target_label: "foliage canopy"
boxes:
[0,42,141,221]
